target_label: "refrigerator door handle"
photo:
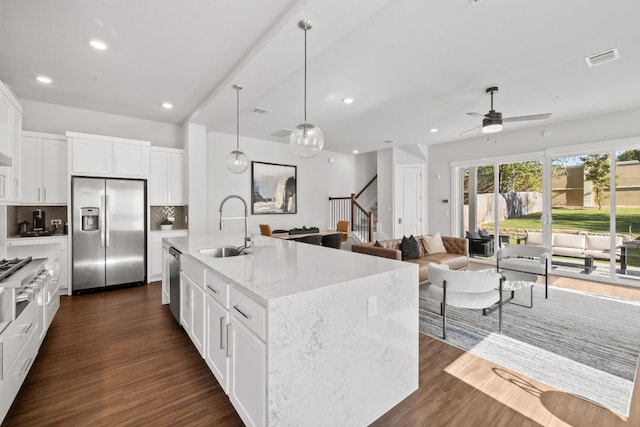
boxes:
[105,195,110,248]
[100,195,106,248]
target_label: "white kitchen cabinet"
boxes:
[150,147,185,205]
[204,270,231,393]
[21,132,67,204]
[180,256,206,357]
[149,230,187,283]
[0,80,22,202]
[67,132,150,178]
[229,317,266,427]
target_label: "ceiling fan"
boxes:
[460,86,551,136]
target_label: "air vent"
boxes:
[271,128,292,138]
[585,48,619,67]
[251,107,272,114]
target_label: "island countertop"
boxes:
[164,232,417,304]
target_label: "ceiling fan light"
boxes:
[482,123,502,133]
[289,123,324,158]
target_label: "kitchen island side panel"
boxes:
[267,265,418,426]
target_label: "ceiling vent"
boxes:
[585,48,619,67]
[251,107,272,114]
[271,128,292,138]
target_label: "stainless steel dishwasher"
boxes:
[168,247,181,323]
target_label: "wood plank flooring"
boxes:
[4,278,639,426]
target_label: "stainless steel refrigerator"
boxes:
[72,177,146,293]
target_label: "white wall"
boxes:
[185,123,208,234]
[207,131,358,235]
[20,99,182,148]
[428,106,640,235]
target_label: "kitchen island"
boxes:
[163,233,418,427]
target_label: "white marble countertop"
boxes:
[165,232,416,304]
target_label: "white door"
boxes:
[394,164,424,238]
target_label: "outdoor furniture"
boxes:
[466,230,494,257]
[497,244,551,298]
[426,264,503,339]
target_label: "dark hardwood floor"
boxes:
[4,281,638,426]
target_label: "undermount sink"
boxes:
[199,247,251,258]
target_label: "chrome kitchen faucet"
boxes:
[219,195,252,251]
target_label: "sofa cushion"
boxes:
[374,240,384,247]
[400,235,420,260]
[405,254,468,283]
[553,233,586,250]
[552,247,585,257]
[478,229,491,239]
[526,231,543,245]
[423,233,447,254]
[585,234,623,251]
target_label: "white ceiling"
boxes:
[1,0,640,154]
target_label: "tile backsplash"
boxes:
[150,205,187,230]
[8,205,68,236]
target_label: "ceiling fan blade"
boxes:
[503,113,552,123]
[466,112,485,118]
[459,125,481,136]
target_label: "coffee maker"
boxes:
[33,209,45,231]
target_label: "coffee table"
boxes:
[483,269,536,315]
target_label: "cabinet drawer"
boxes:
[1,300,37,380]
[230,287,266,341]
[205,270,229,308]
[181,255,205,288]
[46,287,60,330]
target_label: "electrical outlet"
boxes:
[51,219,62,225]
[367,296,377,318]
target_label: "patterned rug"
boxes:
[419,284,640,415]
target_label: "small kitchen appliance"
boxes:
[33,209,45,231]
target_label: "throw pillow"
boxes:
[374,240,384,247]
[478,229,491,239]
[423,232,447,254]
[399,235,420,260]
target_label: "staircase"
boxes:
[329,176,377,243]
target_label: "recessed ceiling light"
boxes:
[36,75,52,84]
[430,128,438,133]
[384,139,394,144]
[162,102,174,109]
[352,149,359,154]
[342,97,354,104]
[89,39,109,50]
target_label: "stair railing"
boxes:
[328,175,377,242]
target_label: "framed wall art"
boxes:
[251,161,297,214]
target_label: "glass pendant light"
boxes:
[289,19,324,159]
[226,84,249,173]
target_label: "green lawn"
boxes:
[485,207,640,236]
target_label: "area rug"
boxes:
[419,284,640,415]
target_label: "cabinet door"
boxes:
[41,140,67,203]
[114,143,149,177]
[11,108,21,200]
[20,136,43,203]
[229,320,266,427]
[71,139,111,175]
[0,97,11,158]
[191,284,205,356]
[149,150,167,204]
[150,241,163,279]
[162,248,170,304]
[206,294,230,392]
[166,152,184,205]
[180,273,193,332]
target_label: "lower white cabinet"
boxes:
[174,254,266,427]
[229,317,266,427]
[180,271,205,357]
[205,293,230,393]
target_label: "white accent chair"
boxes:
[426,264,504,339]
[497,244,551,298]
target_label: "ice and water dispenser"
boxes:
[81,207,100,231]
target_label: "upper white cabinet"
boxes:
[150,147,184,205]
[0,80,22,201]
[21,132,68,204]
[67,132,150,178]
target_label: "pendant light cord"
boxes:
[236,86,240,151]
[303,26,307,125]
